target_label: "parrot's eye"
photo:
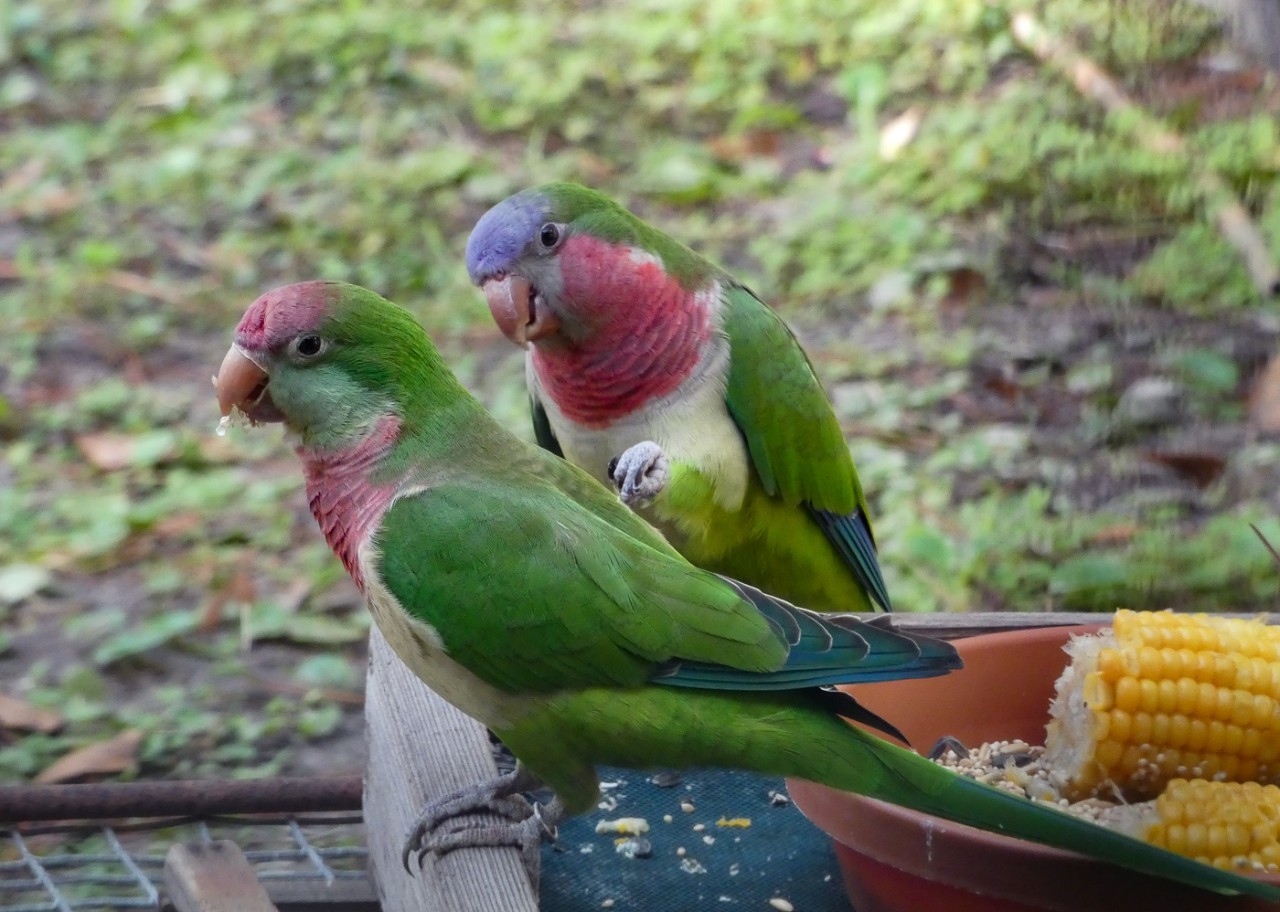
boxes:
[292,335,326,359]
[538,223,562,250]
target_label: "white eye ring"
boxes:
[538,222,564,251]
[291,334,327,359]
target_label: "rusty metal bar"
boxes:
[0,776,362,824]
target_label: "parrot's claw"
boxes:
[400,764,545,875]
[927,734,971,761]
[608,440,669,508]
[417,798,564,894]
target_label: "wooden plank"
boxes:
[163,840,279,912]
[363,625,538,912]
[264,877,380,912]
[163,872,378,912]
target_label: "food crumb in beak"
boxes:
[215,411,252,436]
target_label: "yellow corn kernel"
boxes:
[1140,779,1280,871]
[1045,610,1280,800]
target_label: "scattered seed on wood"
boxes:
[769,898,795,911]
[596,817,649,836]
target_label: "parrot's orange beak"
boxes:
[482,274,560,348]
[215,346,283,423]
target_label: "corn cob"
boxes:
[1044,609,1280,800]
[1103,779,1280,872]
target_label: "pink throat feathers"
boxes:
[532,236,714,428]
[299,416,403,591]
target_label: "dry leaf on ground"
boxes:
[35,729,143,784]
[1144,450,1227,488]
[75,431,176,471]
[0,694,63,733]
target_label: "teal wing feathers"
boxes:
[806,506,891,611]
[657,577,958,690]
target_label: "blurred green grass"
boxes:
[1,0,1279,781]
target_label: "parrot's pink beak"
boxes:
[215,345,284,423]
[482,275,560,348]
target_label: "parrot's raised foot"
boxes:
[608,441,669,508]
[401,764,546,874]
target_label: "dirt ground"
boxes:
[3,24,1280,786]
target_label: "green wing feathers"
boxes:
[373,472,788,695]
[371,446,954,699]
[720,285,891,610]
[721,285,858,511]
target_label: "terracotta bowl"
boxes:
[788,624,1280,912]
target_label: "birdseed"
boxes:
[930,739,1125,825]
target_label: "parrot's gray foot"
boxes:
[608,441,669,508]
[425,798,565,894]
[401,764,550,877]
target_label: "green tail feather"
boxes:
[837,725,1280,901]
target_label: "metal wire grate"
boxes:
[0,813,368,911]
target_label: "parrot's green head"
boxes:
[215,281,458,452]
[465,182,715,349]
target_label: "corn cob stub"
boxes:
[1103,779,1280,873]
[1044,610,1280,801]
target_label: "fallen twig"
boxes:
[1011,10,1280,298]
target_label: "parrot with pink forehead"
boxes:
[211,281,1280,902]
[466,183,890,614]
